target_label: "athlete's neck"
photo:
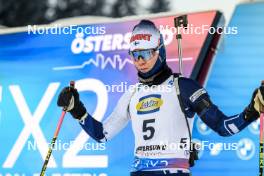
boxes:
[138,64,173,86]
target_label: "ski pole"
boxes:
[260,113,264,176]
[174,15,188,75]
[40,81,75,176]
[260,81,264,176]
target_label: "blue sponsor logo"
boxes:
[136,94,163,114]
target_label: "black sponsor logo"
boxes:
[136,145,167,153]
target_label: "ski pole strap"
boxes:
[173,74,197,167]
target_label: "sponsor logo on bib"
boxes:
[136,94,163,114]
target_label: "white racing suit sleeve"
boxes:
[79,90,134,142]
[102,90,134,141]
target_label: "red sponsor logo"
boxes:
[130,34,152,43]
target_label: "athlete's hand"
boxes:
[57,86,87,120]
[57,86,79,111]
[244,82,264,121]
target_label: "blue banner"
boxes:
[1,7,260,175]
[0,13,214,175]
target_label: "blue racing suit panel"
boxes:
[178,77,252,136]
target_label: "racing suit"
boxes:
[77,67,253,176]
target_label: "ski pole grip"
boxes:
[68,80,75,92]
[70,81,75,89]
[63,81,75,111]
[174,15,188,28]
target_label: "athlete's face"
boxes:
[131,50,159,73]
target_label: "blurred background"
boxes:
[0,0,169,27]
[0,0,258,27]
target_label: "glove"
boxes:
[57,86,75,111]
[244,84,264,121]
[57,86,87,120]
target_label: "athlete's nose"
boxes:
[137,57,146,65]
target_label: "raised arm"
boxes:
[178,77,264,136]
[57,86,134,142]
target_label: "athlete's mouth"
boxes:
[139,68,149,72]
